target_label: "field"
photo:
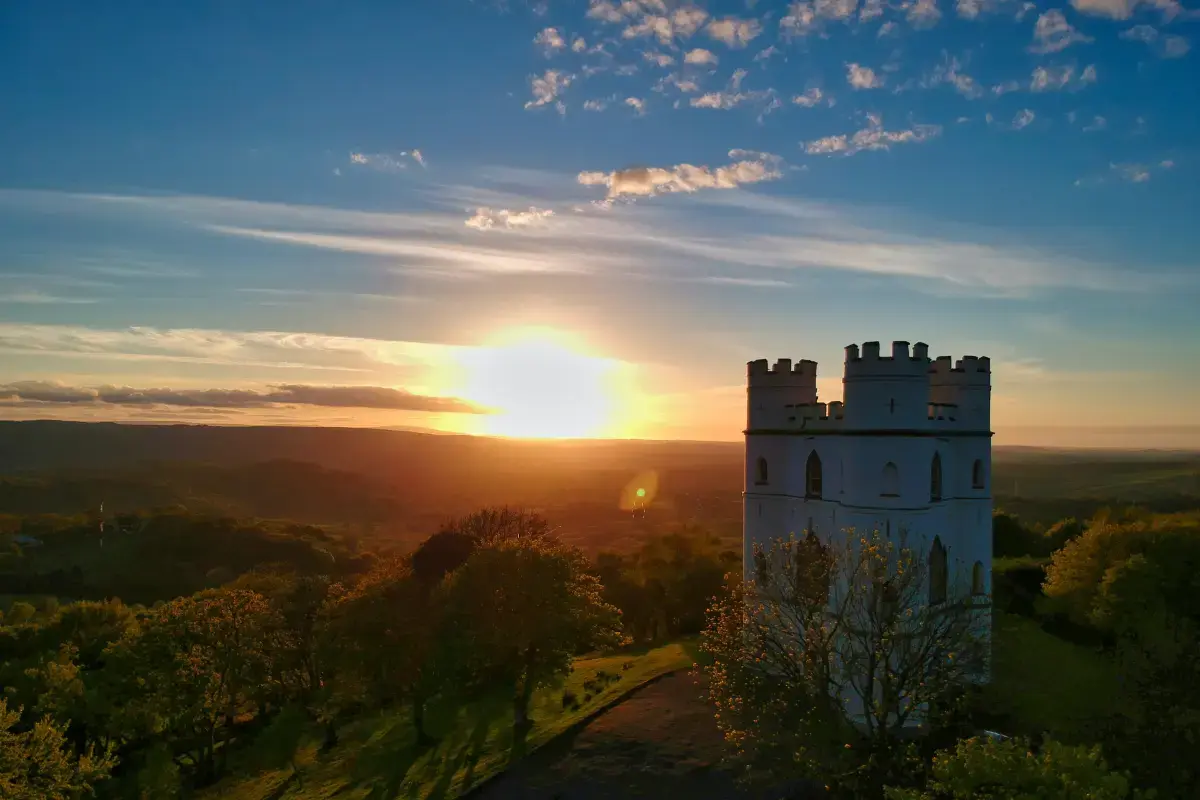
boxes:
[983,612,1121,743]
[202,642,695,800]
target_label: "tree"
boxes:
[700,530,989,800]
[443,537,625,730]
[885,736,1141,800]
[1044,516,1200,796]
[438,506,555,548]
[0,698,116,800]
[101,588,286,785]
[318,558,451,746]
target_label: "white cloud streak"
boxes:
[464,207,556,231]
[804,114,942,156]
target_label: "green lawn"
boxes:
[984,612,1121,743]
[203,640,694,800]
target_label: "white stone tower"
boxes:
[743,340,993,639]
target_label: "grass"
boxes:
[983,611,1121,744]
[202,640,694,800]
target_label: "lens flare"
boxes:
[620,470,658,511]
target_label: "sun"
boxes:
[452,327,630,439]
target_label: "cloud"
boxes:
[464,207,556,231]
[706,17,763,47]
[625,96,647,114]
[906,0,943,28]
[925,55,984,98]
[572,35,588,52]
[0,321,465,375]
[643,50,675,66]
[1164,35,1191,57]
[525,69,574,111]
[1029,9,1094,53]
[1082,115,1108,131]
[1011,108,1036,129]
[804,114,942,156]
[348,151,424,172]
[618,5,710,44]
[583,97,613,111]
[0,380,489,414]
[991,80,1022,95]
[1121,25,1192,57]
[686,69,777,112]
[1030,63,1096,91]
[1120,23,1158,42]
[684,47,719,65]
[1,291,100,305]
[1110,160,1174,182]
[534,26,566,54]
[15,187,1174,300]
[577,151,783,200]
[1070,0,1192,19]
[846,63,884,89]
[792,87,826,107]
[781,0,865,37]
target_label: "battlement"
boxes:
[843,341,931,379]
[747,358,819,387]
[928,355,991,386]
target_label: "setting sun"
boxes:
[452,328,632,439]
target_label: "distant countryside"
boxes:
[2,421,1199,798]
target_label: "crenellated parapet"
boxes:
[843,341,931,379]
[746,341,991,433]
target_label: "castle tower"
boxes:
[743,340,993,695]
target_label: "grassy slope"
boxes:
[204,641,694,800]
[984,612,1120,743]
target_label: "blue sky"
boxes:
[1,0,1197,446]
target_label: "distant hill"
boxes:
[1,421,1197,540]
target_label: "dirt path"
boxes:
[472,672,815,800]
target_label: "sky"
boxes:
[1,0,1198,447]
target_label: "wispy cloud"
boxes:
[1070,0,1193,20]
[464,207,556,231]
[577,150,783,200]
[534,26,566,55]
[684,47,719,65]
[804,114,942,156]
[1029,9,1093,53]
[0,291,100,305]
[706,16,763,47]
[906,0,943,28]
[1120,25,1191,57]
[525,69,574,113]
[792,87,827,107]
[1011,108,1036,129]
[348,150,425,172]
[846,62,885,89]
[5,187,1177,299]
[0,380,489,414]
[1030,63,1096,91]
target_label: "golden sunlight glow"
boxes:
[452,327,635,439]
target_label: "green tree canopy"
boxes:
[442,535,625,730]
[886,736,1139,800]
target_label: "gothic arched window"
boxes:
[930,452,943,502]
[794,532,831,607]
[805,451,823,499]
[756,457,769,485]
[881,461,899,496]
[972,459,984,490]
[754,548,771,588]
[971,561,985,595]
[929,536,948,605]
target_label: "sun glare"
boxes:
[453,327,631,439]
